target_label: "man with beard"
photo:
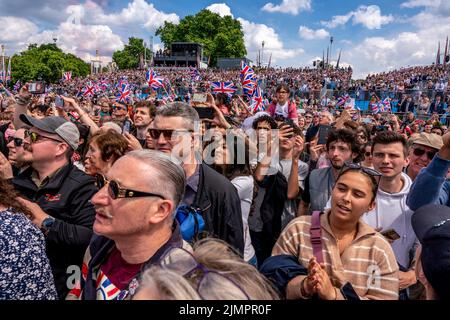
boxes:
[298,128,359,215]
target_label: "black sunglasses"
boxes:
[338,162,382,188]
[148,128,192,140]
[96,174,165,200]
[7,136,24,147]
[364,151,372,157]
[413,147,437,160]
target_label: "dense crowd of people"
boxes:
[0,63,449,301]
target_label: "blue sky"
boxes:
[0,0,449,78]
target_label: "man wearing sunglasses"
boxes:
[67,150,189,300]
[406,132,443,181]
[6,128,33,175]
[151,102,245,255]
[11,112,97,299]
[362,132,419,299]
[407,131,450,211]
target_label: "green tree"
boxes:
[156,9,247,66]
[10,43,90,84]
[112,37,151,70]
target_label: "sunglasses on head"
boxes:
[413,147,437,160]
[338,162,382,189]
[95,174,165,200]
[148,128,192,140]
[7,136,24,147]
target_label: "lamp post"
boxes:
[329,36,334,67]
[261,41,265,67]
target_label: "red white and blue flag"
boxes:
[82,82,96,97]
[116,83,131,103]
[240,61,254,80]
[13,80,21,92]
[371,98,391,114]
[146,69,164,90]
[211,81,237,96]
[96,270,121,300]
[63,71,72,81]
[189,67,201,81]
[240,61,257,97]
[336,94,350,108]
[250,86,266,113]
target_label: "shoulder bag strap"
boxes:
[310,211,324,264]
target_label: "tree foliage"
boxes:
[112,37,151,70]
[156,9,247,66]
[10,43,90,83]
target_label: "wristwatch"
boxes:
[41,216,56,235]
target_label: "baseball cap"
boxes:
[20,115,79,150]
[412,204,450,299]
[411,132,443,150]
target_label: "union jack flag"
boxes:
[116,83,131,103]
[210,82,237,96]
[96,270,121,300]
[63,71,72,81]
[99,79,109,91]
[146,69,164,90]
[242,74,257,97]
[13,80,21,92]
[336,94,350,108]
[82,82,96,97]
[371,98,391,114]
[240,61,254,80]
[250,86,266,113]
[189,67,201,81]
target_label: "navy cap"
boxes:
[412,204,450,299]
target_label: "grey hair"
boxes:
[136,266,201,300]
[155,102,199,131]
[125,150,186,207]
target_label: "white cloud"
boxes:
[93,0,179,31]
[262,0,311,15]
[401,0,450,14]
[321,5,393,30]
[238,18,304,63]
[346,11,450,78]
[205,3,234,18]
[0,17,39,42]
[400,0,440,8]
[27,22,124,63]
[298,26,330,40]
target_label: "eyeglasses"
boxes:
[413,147,437,160]
[96,174,165,200]
[277,91,289,94]
[148,128,192,140]
[159,247,250,300]
[24,130,63,144]
[7,136,24,147]
[364,152,372,157]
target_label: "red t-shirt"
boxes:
[95,248,142,300]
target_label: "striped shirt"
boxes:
[272,211,399,300]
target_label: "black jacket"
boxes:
[193,163,245,255]
[12,162,97,299]
[258,171,288,262]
